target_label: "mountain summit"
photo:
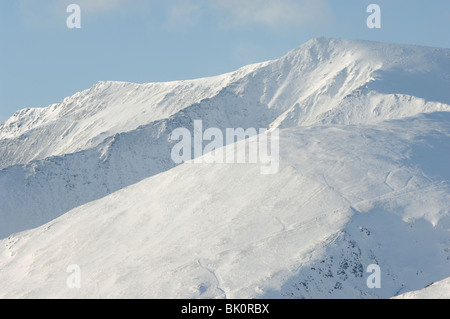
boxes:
[2,38,449,169]
[0,38,449,298]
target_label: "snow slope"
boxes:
[2,38,450,170]
[0,112,449,298]
[393,277,450,299]
[0,38,449,298]
[1,38,450,239]
[0,63,267,169]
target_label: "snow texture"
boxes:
[0,38,449,298]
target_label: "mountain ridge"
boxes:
[0,38,449,298]
[1,37,450,239]
[2,38,450,167]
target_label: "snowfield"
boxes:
[393,277,450,299]
[0,38,449,298]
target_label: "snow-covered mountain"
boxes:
[0,38,449,298]
[2,38,449,169]
[1,38,450,239]
[1,112,449,298]
[0,63,267,169]
[393,277,450,299]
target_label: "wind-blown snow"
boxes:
[0,112,449,298]
[0,62,268,169]
[0,38,449,299]
[1,38,450,240]
[1,38,450,169]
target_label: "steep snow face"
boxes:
[1,38,450,170]
[1,38,450,239]
[266,38,450,127]
[0,62,268,169]
[0,112,448,299]
[0,39,449,300]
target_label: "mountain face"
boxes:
[1,38,450,239]
[393,277,450,299]
[0,38,449,298]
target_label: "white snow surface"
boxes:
[1,113,449,299]
[393,277,450,299]
[2,38,450,239]
[1,38,450,169]
[0,38,449,298]
[0,63,267,168]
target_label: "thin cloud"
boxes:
[16,0,140,26]
[16,0,332,31]
[16,0,61,26]
[211,0,332,30]
[75,0,135,14]
[166,0,203,29]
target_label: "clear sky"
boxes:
[1,0,449,123]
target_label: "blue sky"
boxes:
[1,0,450,123]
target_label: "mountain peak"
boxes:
[1,38,450,168]
[0,38,449,299]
